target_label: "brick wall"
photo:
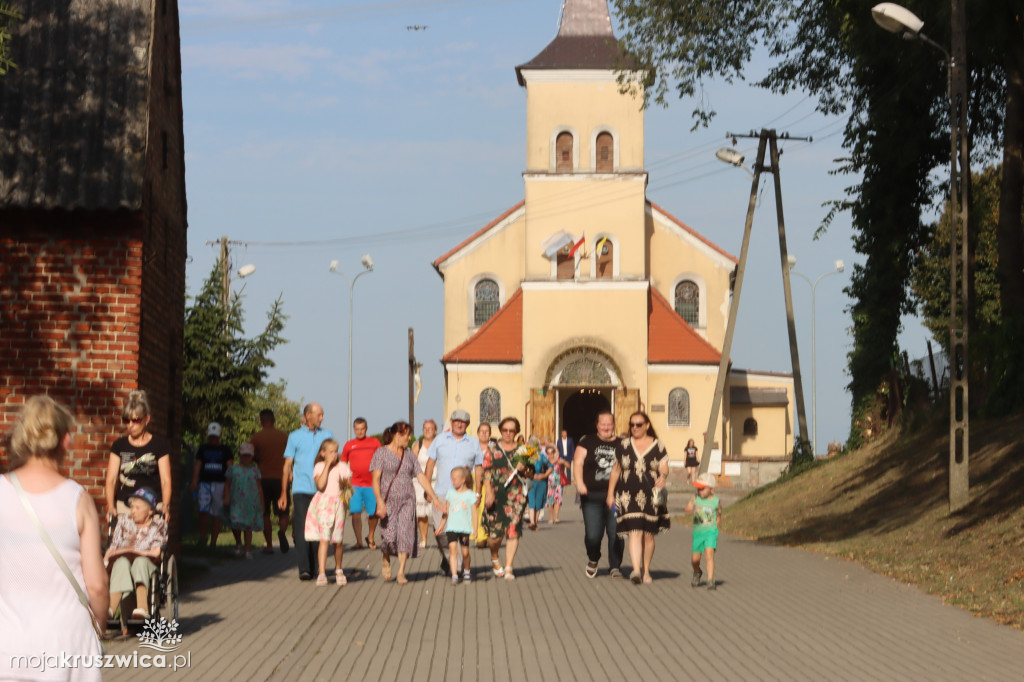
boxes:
[0,214,145,502]
[0,2,188,542]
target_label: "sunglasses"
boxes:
[124,417,145,424]
[629,422,646,428]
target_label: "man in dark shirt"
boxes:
[573,411,623,578]
[191,422,233,548]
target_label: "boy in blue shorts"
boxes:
[684,472,721,590]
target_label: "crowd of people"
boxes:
[0,392,724,676]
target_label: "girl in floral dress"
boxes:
[224,443,263,559]
[483,416,528,580]
[545,445,563,524]
[303,438,352,586]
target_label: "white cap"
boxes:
[207,422,222,437]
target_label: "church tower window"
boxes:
[596,131,613,172]
[556,132,574,172]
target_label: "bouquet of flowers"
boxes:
[504,442,539,487]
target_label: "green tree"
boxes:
[0,4,21,76]
[612,0,1022,424]
[182,258,287,451]
[234,378,303,445]
[913,165,1024,412]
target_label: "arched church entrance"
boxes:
[562,389,611,442]
[529,347,638,441]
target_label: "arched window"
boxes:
[675,280,700,327]
[474,279,500,326]
[668,387,690,427]
[595,237,613,279]
[596,131,614,172]
[556,244,575,279]
[743,417,758,436]
[480,388,501,426]
[556,132,573,172]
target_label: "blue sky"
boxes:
[179,0,935,449]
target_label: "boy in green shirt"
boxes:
[684,472,721,590]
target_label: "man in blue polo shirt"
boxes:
[423,409,482,575]
[278,402,332,580]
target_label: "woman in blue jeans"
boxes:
[572,411,623,578]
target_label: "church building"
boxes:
[432,0,795,478]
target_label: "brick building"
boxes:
[0,0,188,520]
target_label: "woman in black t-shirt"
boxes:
[572,411,624,579]
[104,390,172,525]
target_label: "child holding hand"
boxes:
[684,472,721,590]
[435,466,478,585]
[304,438,353,586]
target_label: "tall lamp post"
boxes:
[788,256,845,455]
[872,2,970,511]
[329,255,374,439]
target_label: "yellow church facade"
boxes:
[432,0,795,477]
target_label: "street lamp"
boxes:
[871,2,970,511]
[329,255,374,439]
[788,255,845,455]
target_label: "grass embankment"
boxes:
[724,414,1024,629]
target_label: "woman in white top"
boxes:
[1,395,108,681]
[411,419,438,548]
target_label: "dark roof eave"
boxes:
[515,35,636,86]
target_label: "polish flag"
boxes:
[567,233,585,257]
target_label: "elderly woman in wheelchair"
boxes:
[105,486,168,622]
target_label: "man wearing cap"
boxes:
[278,403,333,581]
[191,422,233,548]
[105,487,168,620]
[423,409,482,574]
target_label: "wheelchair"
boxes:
[104,513,179,635]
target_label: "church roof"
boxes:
[432,201,525,275]
[649,201,738,265]
[647,287,722,365]
[730,387,789,406]
[515,0,632,86]
[0,0,154,210]
[442,288,524,364]
[442,285,722,366]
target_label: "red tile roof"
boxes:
[442,289,523,364]
[432,201,525,273]
[648,201,738,264]
[443,286,722,366]
[648,288,722,364]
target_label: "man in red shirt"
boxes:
[341,417,382,549]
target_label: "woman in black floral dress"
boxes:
[606,411,669,585]
[482,416,529,580]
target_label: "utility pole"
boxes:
[948,0,970,511]
[699,129,811,475]
[219,236,230,309]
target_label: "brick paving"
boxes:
[103,492,1024,681]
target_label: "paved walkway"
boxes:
[104,492,1023,681]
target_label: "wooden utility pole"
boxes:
[219,235,230,309]
[698,129,811,475]
[408,328,416,428]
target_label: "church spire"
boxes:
[556,0,615,37]
[515,0,629,86]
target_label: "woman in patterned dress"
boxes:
[606,411,670,585]
[482,416,529,580]
[545,445,563,524]
[371,421,441,585]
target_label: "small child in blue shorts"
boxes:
[684,472,721,590]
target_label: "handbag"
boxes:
[8,473,106,652]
